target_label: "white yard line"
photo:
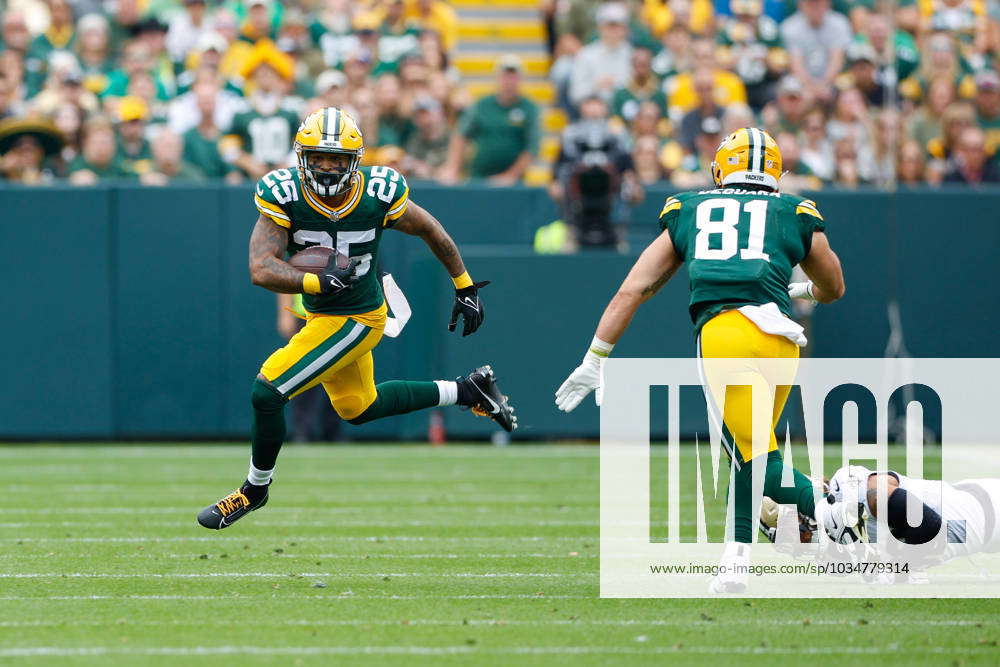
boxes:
[0,618,991,629]
[0,645,994,657]
[0,535,590,543]
[0,572,585,578]
[0,594,587,601]
[0,520,620,528]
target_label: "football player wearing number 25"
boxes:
[198,108,517,530]
[555,128,852,593]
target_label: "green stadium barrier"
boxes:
[0,183,997,440]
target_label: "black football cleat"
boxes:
[197,481,269,530]
[459,365,518,432]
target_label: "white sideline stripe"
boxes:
[0,594,586,601]
[0,619,990,629]
[0,520,618,528]
[276,321,367,394]
[0,572,585,578]
[0,646,994,657]
[0,552,599,560]
[0,536,589,543]
[1,505,596,514]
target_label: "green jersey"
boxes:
[228,108,301,170]
[659,186,825,333]
[253,165,410,316]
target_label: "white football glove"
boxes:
[788,281,817,304]
[555,352,603,412]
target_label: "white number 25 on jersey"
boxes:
[693,198,770,262]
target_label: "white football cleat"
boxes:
[708,542,750,594]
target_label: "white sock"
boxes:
[434,380,458,406]
[247,462,273,487]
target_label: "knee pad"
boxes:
[251,378,286,412]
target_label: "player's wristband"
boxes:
[302,273,321,295]
[452,271,474,289]
[587,336,614,359]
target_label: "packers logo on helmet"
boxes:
[294,107,364,197]
[710,127,782,190]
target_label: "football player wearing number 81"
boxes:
[198,107,517,530]
[555,127,853,593]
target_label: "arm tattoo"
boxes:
[248,215,310,293]
[393,201,467,278]
[641,264,679,297]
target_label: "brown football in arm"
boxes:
[286,246,346,274]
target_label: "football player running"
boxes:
[555,127,854,592]
[198,108,516,530]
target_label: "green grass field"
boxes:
[1,444,998,666]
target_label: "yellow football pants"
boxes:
[259,304,386,420]
[698,310,800,465]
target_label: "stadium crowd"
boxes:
[0,0,999,188]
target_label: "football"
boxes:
[287,245,348,274]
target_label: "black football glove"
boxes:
[449,280,490,336]
[319,253,360,294]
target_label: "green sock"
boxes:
[250,379,287,472]
[348,380,441,425]
[732,450,818,543]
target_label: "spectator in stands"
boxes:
[220,45,299,179]
[167,0,215,65]
[716,0,788,111]
[860,13,920,83]
[405,0,459,54]
[632,134,667,184]
[73,13,114,96]
[781,0,853,104]
[140,129,203,185]
[928,100,977,161]
[974,70,1000,153]
[664,38,747,119]
[775,130,822,192]
[677,67,724,153]
[1,12,31,56]
[551,33,582,118]
[827,87,876,182]
[832,136,863,187]
[402,95,451,180]
[896,139,927,186]
[0,117,63,184]
[611,47,668,124]
[651,23,694,79]
[569,2,633,106]
[672,115,722,188]
[905,76,955,152]
[52,101,85,164]
[373,73,414,148]
[441,55,539,185]
[842,42,886,108]
[115,96,153,177]
[943,126,1000,185]
[25,0,77,97]
[800,107,835,181]
[721,103,756,135]
[311,0,358,69]
[183,81,239,183]
[241,0,278,44]
[68,117,128,184]
[375,0,421,71]
[311,69,350,112]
